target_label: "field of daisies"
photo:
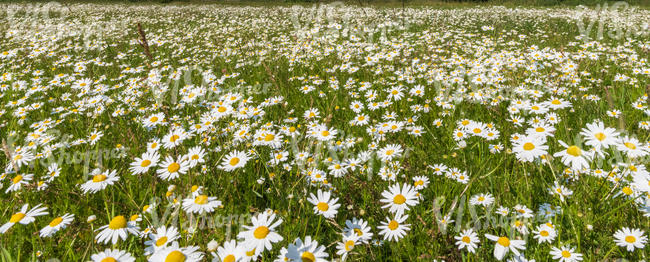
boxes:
[1,1,650,261]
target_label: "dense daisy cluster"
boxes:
[1,2,649,261]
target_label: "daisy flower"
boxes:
[39,213,74,237]
[237,212,284,255]
[88,130,103,145]
[485,234,526,260]
[455,228,480,253]
[380,183,419,215]
[607,109,621,118]
[553,141,591,171]
[613,227,647,252]
[149,242,203,262]
[212,239,244,262]
[412,175,430,190]
[162,128,188,149]
[90,249,135,262]
[580,121,620,150]
[46,163,61,182]
[157,156,189,180]
[335,233,360,261]
[80,169,119,194]
[512,135,548,162]
[376,144,403,162]
[144,226,180,255]
[310,124,338,142]
[143,113,165,128]
[307,189,341,218]
[219,150,250,172]
[470,193,495,207]
[532,224,557,244]
[147,138,162,152]
[286,236,329,262]
[129,151,160,175]
[617,136,648,158]
[0,204,48,233]
[182,194,221,214]
[95,215,140,245]
[5,173,33,193]
[514,205,534,218]
[10,150,35,169]
[549,245,582,262]
[185,146,206,168]
[378,213,410,241]
[343,218,374,243]
[548,181,573,202]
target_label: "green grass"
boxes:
[1,1,650,262]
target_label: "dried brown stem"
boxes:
[137,22,153,67]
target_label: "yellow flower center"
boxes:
[264,134,275,141]
[473,128,481,134]
[218,106,227,113]
[497,237,510,247]
[386,150,394,156]
[388,220,399,230]
[245,249,256,256]
[167,163,180,173]
[462,236,471,243]
[393,194,406,204]
[149,116,159,122]
[164,250,186,262]
[194,195,209,205]
[92,174,107,183]
[345,239,355,251]
[317,202,329,212]
[566,146,581,157]
[253,226,270,239]
[156,236,168,246]
[523,142,535,151]
[540,230,549,237]
[624,142,637,150]
[301,252,316,262]
[49,217,63,227]
[562,250,571,258]
[594,132,606,141]
[622,186,633,195]
[141,159,151,167]
[321,130,330,137]
[535,127,545,132]
[108,216,127,229]
[101,258,117,262]
[9,213,26,223]
[169,135,180,142]
[12,175,23,184]
[625,235,636,243]
[229,157,240,166]
[223,254,236,262]
[551,99,561,105]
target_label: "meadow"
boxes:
[1,1,650,261]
